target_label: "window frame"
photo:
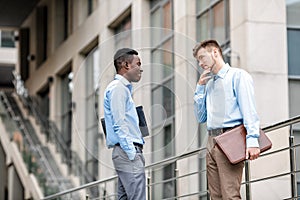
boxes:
[84,46,100,181]
[150,0,175,128]
[114,14,132,50]
[196,0,231,61]
[287,26,300,79]
[150,0,176,199]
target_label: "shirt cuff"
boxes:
[246,137,259,148]
[196,84,205,94]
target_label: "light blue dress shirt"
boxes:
[194,64,260,148]
[104,74,144,160]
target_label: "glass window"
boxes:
[287,0,300,77]
[151,40,173,83]
[88,0,93,15]
[287,29,300,76]
[55,0,72,47]
[151,79,174,126]
[115,15,132,49]
[88,0,99,16]
[150,0,161,8]
[212,1,225,43]
[0,30,15,48]
[151,122,176,199]
[196,0,210,12]
[286,0,300,123]
[163,1,172,37]
[287,0,300,26]
[151,1,173,47]
[85,47,100,181]
[197,12,210,42]
[196,1,230,199]
[150,0,176,198]
[196,0,230,46]
[151,8,162,47]
[60,71,72,162]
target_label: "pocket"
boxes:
[133,153,145,172]
[112,147,119,159]
[112,154,119,159]
[134,153,145,166]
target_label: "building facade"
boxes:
[0,0,299,199]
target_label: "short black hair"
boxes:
[113,48,138,72]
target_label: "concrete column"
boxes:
[173,0,201,198]
[230,0,289,125]
[7,165,24,200]
[230,0,290,199]
[0,144,7,200]
[131,0,152,164]
[71,53,87,163]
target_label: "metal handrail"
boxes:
[0,92,70,193]
[12,70,71,163]
[42,114,300,200]
[20,94,71,162]
[11,71,94,182]
[42,147,208,200]
[0,93,59,184]
[262,115,300,132]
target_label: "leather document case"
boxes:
[101,106,149,137]
[214,125,272,164]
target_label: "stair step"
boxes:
[1,92,75,194]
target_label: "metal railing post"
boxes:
[175,168,179,199]
[40,114,300,200]
[245,160,251,200]
[147,172,151,200]
[289,125,297,198]
[102,182,107,200]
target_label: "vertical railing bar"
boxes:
[41,115,300,200]
[175,168,179,200]
[289,124,297,198]
[147,171,151,200]
[245,160,251,200]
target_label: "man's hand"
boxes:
[198,69,212,85]
[246,147,260,160]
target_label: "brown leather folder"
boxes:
[214,125,272,164]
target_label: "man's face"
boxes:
[126,55,142,82]
[196,47,215,71]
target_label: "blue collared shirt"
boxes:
[194,64,260,148]
[104,74,144,160]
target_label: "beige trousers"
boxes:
[206,136,244,200]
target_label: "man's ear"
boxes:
[212,48,218,58]
[122,61,129,70]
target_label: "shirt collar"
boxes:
[216,63,230,79]
[114,74,133,93]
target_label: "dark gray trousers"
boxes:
[112,146,146,200]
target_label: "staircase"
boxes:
[17,92,95,182]
[8,71,97,198]
[0,91,76,197]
